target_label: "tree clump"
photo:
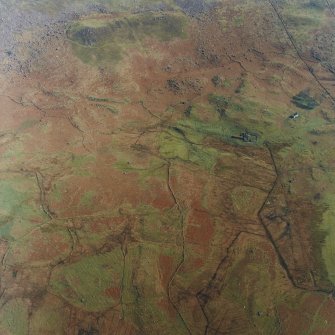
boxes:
[292,91,319,110]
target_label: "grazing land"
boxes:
[0,0,334,334]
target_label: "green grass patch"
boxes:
[127,12,187,41]
[69,154,96,176]
[113,151,166,185]
[0,176,45,238]
[211,75,231,88]
[208,93,229,109]
[211,75,222,87]
[70,41,122,66]
[50,251,124,312]
[30,299,67,334]
[79,190,96,207]
[68,12,187,66]
[137,207,181,243]
[178,117,237,142]
[124,243,186,334]
[95,103,119,114]
[282,1,326,44]
[268,75,282,86]
[233,15,244,28]
[208,93,229,118]
[184,105,193,117]
[205,240,283,335]
[0,299,29,335]
[299,201,332,287]
[18,118,39,131]
[320,194,335,285]
[235,76,247,94]
[159,129,220,170]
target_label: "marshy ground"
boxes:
[0,0,335,334]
